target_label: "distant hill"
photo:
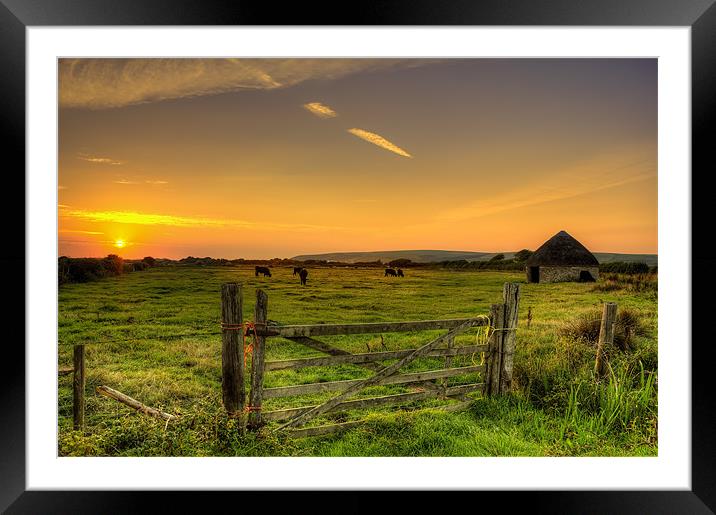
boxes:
[292,249,658,266]
[591,253,657,266]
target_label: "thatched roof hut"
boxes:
[525,230,599,283]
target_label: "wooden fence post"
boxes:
[594,302,618,378]
[72,344,85,431]
[248,289,268,430]
[485,303,505,396]
[500,283,521,394]
[441,335,454,397]
[221,283,245,417]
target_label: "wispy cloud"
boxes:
[60,59,433,109]
[436,163,655,223]
[64,209,244,228]
[77,153,124,165]
[61,208,338,232]
[303,102,338,119]
[59,229,104,235]
[347,128,412,158]
[113,178,168,185]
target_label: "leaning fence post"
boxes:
[72,344,85,431]
[440,334,455,398]
[485,303,505,396]
[499,283,521,394]
[594,302,618,378]
[221,283,245,417]
[248,289,268,430]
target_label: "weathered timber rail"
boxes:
[219,282,522,436]
[264,344,488,371]
[250,318,488,338]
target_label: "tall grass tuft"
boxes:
[559,307,648,351]
[561,361,657,439]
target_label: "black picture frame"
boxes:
[2,1,713,512]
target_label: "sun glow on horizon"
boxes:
[114,239,126,249]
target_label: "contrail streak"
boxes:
[347,128,412,158]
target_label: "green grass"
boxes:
[58,265,657,457]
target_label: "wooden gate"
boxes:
[220,282,521,437]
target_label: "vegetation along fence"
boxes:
[219,282,521,437]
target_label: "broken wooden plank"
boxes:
[96,385,176,421]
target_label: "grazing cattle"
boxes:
[299,268,308,285]
[293,266,303,276]
[397,269,404,277]
[255,266,272,277]
[385,268,398,277]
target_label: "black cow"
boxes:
[255,266,272,277]
[299,268,308,285]
[397,269,404,277]
[385,268,397,277]
[293,266,303,276]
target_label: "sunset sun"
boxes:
[114,239,126,249]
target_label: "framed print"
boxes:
[3,0,714,512]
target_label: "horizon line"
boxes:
[58,247,659,261]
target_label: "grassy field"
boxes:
[58,265,658,457]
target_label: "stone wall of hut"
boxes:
[526,266,599,283]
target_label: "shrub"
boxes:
[599,261,650,274]
[435,258,524,271]
[142,256,156,267]
[514,249,533,262]
[102,254,124,276]
[388,258,413,268]
[488,253,505,262]
[354,261,383,267]
[63,258,107,283]
[59,254,151,285]
[58,256,71,284]
[121,262,147,273]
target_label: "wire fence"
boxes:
[57,330,223,347]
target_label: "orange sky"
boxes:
[58,58,657,259]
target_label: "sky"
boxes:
[58,58,657,259]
